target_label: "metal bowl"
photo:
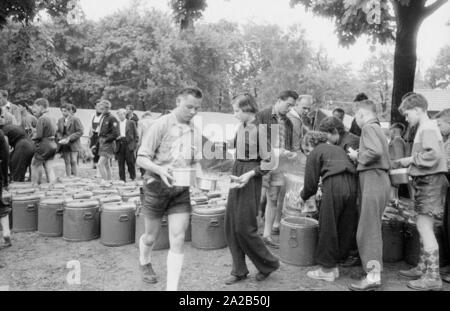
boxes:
[172,168,197,187]
[196,177,218,191]
[389,168,410,185]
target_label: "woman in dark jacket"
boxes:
[56,104,84,177]
[224,94,280,285]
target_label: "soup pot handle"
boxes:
[119,215,129,222]
[84,212,94,220]
[209,218,219,227]
[26,204,36,212]
[289,229,299,248]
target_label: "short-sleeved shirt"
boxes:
[137,113,202,175]
[33,111,56,141]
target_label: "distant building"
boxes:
[415,89,450,115]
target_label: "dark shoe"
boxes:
[442,274,450,284]
[398,267,424,280]
[340,256,361,267]
[348,278,382,291]
[255,272,271,282]
[224,275,247,285]
[0,237,11,250]
[271,227,280,236]
[263,237,279,249]
[141,263,157,284]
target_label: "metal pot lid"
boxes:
[111,181,126,186]
[66,199,99,209]
[40,198,66,205]
[12,188,36,195]
[102,202,136,211]
[97,195,122,203]
[281,216,318,228]
[92,189,119,195]
[117,186,138,191]
[121,190,140,197]
[8,182,33,189]
[12,194,42,201]
[193,204,226,215]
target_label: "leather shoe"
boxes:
[0,237,11,251]
[442,274,450,284]
[224,275,247,285]
[340,256,361,267]
[141,263,158,284]
[255,272,271,282]
[349,278,381,291]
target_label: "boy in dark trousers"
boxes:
[300,131,358,282]
[396,93,449,291]
[348,100,391,291]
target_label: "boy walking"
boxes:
[396,93,449,291]
[348,100,391,291]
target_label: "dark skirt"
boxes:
[33,138,57,164]
[225,160,279,277]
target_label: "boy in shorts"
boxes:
[136,87,203,291]
[397,93,449,291]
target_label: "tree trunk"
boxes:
[391,1,426,124]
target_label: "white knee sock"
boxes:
[367,271,381,283]
[139,235,153,266]
[166,251,184,291]
[0,216,10,238]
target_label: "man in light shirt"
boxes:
[136,87,203,291]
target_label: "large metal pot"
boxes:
[196,177,218,191]
[389,168,410,185]
[171,168,196,187]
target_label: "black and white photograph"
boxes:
[0,0,450,296]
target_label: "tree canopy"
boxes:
[426,44,450,89]
[290,0,448,124]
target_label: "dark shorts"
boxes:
[98,139,115,158]
[141,176,191,219]
[32,138,57,166]
[412,173,449,219]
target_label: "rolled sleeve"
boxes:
[137,121,164,161]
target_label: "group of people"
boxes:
[88,101,154,182]
[0,92,149,251]
[1,85,449,292]
[135,86,450,292]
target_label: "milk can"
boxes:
[101,202,136,246]
[38,198,65,237]
[280,217,318,266]
[12,194,41,232]
[192,204,227,250]
[63,200,100,242]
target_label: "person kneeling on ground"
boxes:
[300,131,358,282]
